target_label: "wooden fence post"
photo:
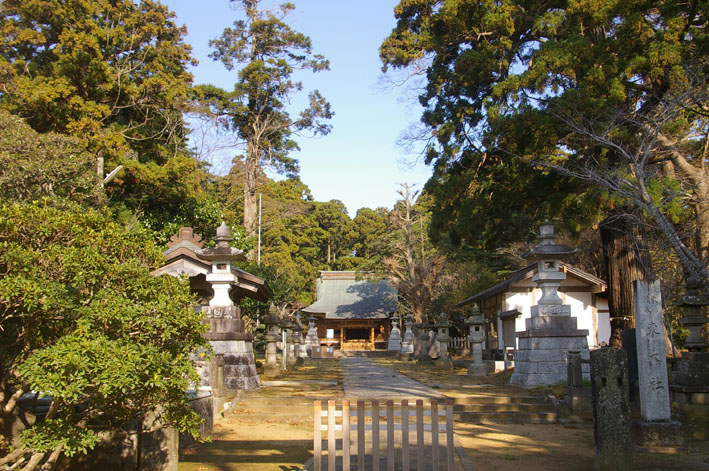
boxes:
[314,401,321,471]
[446,399,454,470]
[357,400,365,471]
[343,400,350,470]
[432,399,439,471]
[328,400,336,471]
[416,399,424,470]
[402,399,409,471]
[372,400,380,471]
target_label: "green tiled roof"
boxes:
[303,274,397,319]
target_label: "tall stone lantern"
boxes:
[670,277,709,439]
[435,313,452,368]
[262,305,281,376]
[197,222,260,390]
[510,220,590,386]
[466,304,489,376]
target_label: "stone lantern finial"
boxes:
[215,221,231,247]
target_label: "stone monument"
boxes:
[435,313,452,368]
[590,347,632,471]
[466,304,489,376]
[510,221,590,387]
[399,314,415,360]
[387,315,402,352]
[670,277,709,441]
[631,280,684,448]
[197,223,260,390]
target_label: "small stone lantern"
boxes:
[304,314,320,354]
[294,312,308,360]
[291,315,305,366]
[262,305,281,376]
[400,314,415,359]
[387,314,402,352]
[435,313,452,368]
[466,304,489,376]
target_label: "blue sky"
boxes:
[162,0,432,216]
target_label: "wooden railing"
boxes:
[313,399,455,471]
[450,337,469,351]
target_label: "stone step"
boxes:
[454,403,554,413]
[455,411,558,424]
[452,395,547,405]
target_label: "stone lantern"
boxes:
[466,304,489,376]
[510,220,590,386]
[294,312,308,360]
[670,277,709,440]
[291,314,305,366]
[198,222,243,308]
[196,222,260,390]
[304,315,320,354]
[387,314,402,352]
[279,316,292,370]
[416,322,430,362]
[435,313,452,368]
[400,314,415,359]
[262,305,281,376]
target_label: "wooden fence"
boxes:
[313,399,455,471]
[449,337,469,351]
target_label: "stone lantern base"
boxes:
[208,337,260,390]
[510,314,589,387]
[468,363,489,376]
[203,308,260,391]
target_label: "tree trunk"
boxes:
[243,143,259,241]
[600,213,651,349]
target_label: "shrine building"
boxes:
[302,271,397,351]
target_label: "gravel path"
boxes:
[340,357,439,399]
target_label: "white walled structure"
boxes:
[461,263,609,352]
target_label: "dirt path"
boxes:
[179,358,709,471]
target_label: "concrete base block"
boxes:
[435,357,453,369]
[484,359,513,373]
[398,352,413,361]
[631,420,685,449]
[467,363,489,376]
[262,364,282,377]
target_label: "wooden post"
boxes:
[343,400,351,471]
[431,399,439,471]
[446,399,454,470]
[314,401,322,471]
[416,399,424,470]
[370,327,375,350]
[402,400,409,471]
[372,400,380,471]
[328,400,336,471]
[386,400,394,471]
[357,400,365,471]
